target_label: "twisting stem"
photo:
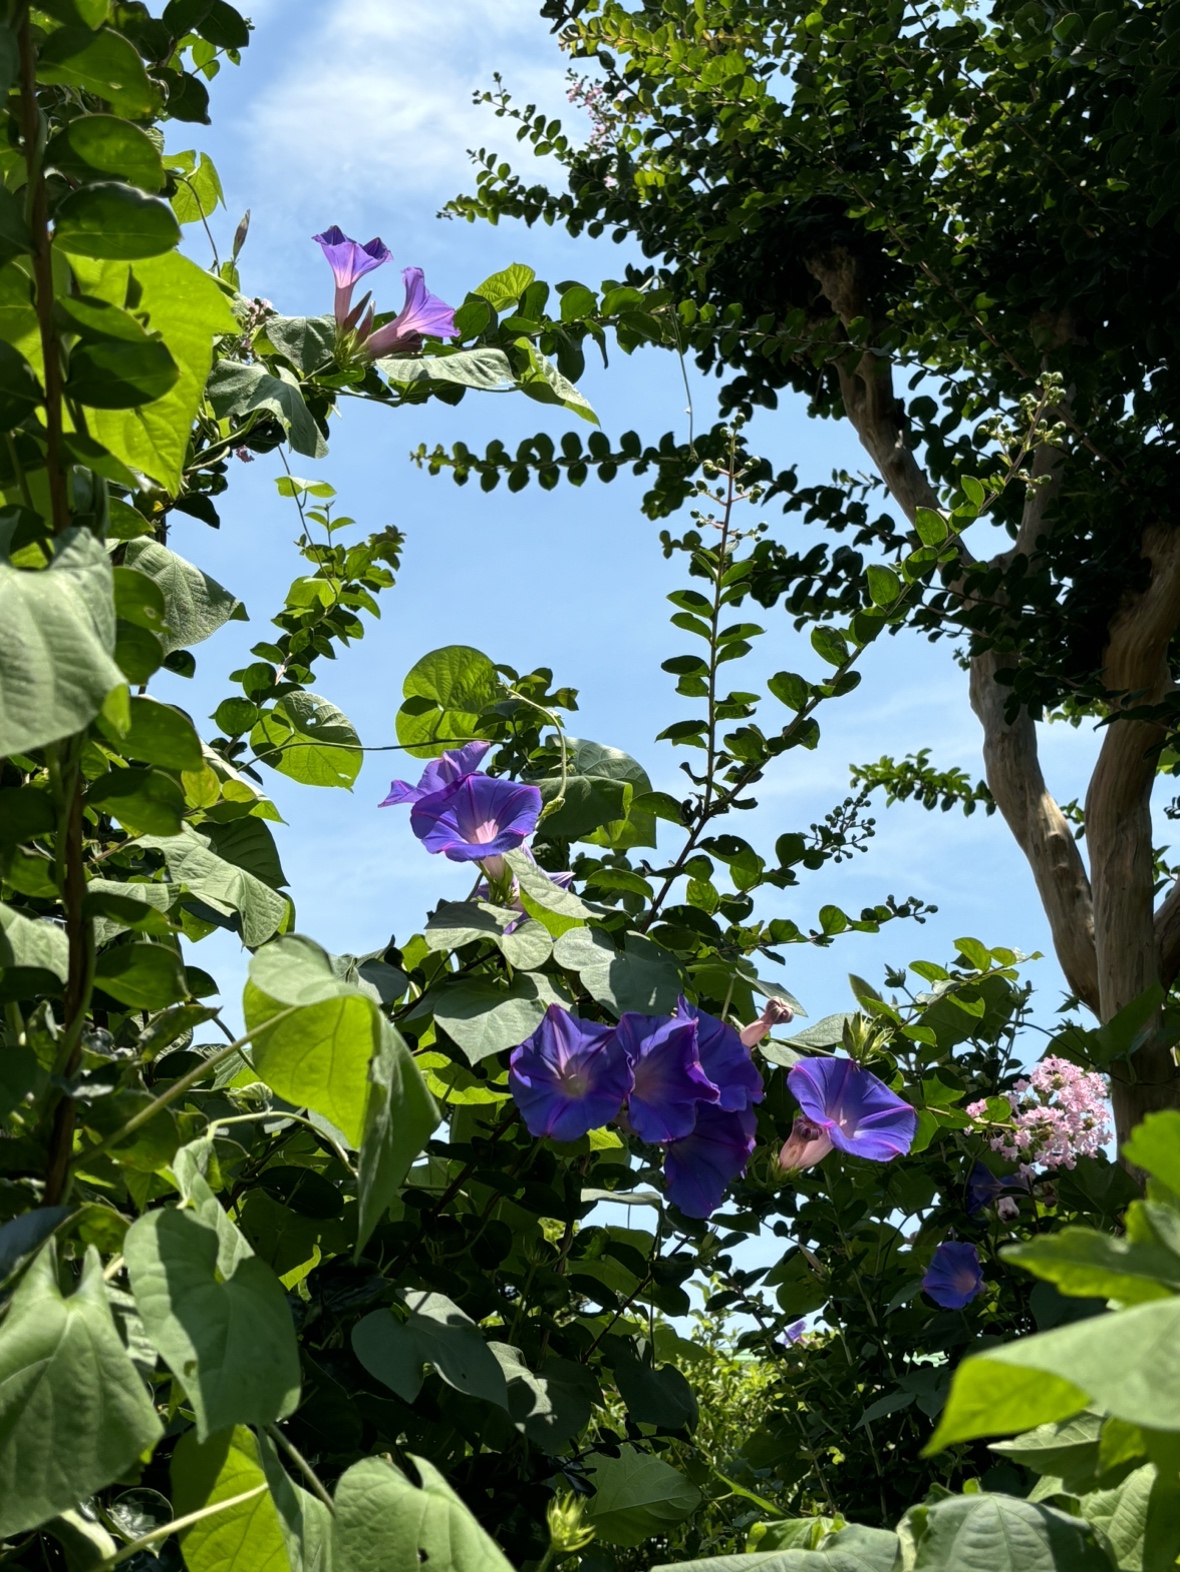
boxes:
[43,749,93,1207]
[17,14,69,535]
[68,1006,303,1172]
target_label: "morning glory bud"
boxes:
[777,1115,835,1173]
[739,996,794,1047]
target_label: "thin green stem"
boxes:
[265,1423,335,1512]
[93,1487,267,1570]
[69,1006,302,1172]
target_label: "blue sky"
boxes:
[158,0,1104,1037]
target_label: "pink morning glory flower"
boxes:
[787,1057,916,1163]
[313,225,391,326]
[509,1004,633,1141]
[365,267,457,358]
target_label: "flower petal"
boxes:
[921,1241,984,1309]
[618,1013,718,1143]
[509,1005,632,1140]
[410,774,542,862]
[676,997,763,1111]
[663,1105,757,1218]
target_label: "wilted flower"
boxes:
[739,996,794,1048]
[617,1013,718,1143]
[408,773,542,865]
[379,741,491,808]
[313,225,391,325]
[965,1159,1027,1215]
[663,1104,757,1218]
[787,1057,916,1163]
[364,266,457,357]
[922,1240,984,1309]
[996,1195,1020,1223]
[777,1115,835,1173]
[674,998,763,1112]
[509,1005,632,1141]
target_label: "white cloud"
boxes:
[244,0,580,210]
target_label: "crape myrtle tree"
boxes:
[436,0,1180,1145]
[0,2,1166,1571]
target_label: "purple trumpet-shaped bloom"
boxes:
[313,225,392,325]
[365,267,457,357]
[509,1005,632,1141]
[379,741,491,808]
[674,998,764,1113]
[787,1057,916,1163]
[782,1318,807,1345]
[922,1241,984,1309]
[966,1160,1028,1216]
[777,1115,835,1173]
[663,1104,757,1218]
[409,773,542,864]
[617,1013,719,1144]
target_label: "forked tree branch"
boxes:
[807,251,1099,1008]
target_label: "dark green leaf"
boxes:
[54,182,180,260]
[95,941,188,1009]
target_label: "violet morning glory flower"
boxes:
[509,1005,632,1141]
[365,267,457,358]
[617,1013,719,1144]
[674,998,763,1112]
[313,225,392,325]
[409,773,542,865]
[782,1318,807,1345]
[663,1104,757,1218]
[787,1057,916,1163]
[379,740,491,809]
[922,1240,984,1309]
[966,1160,1027,1216]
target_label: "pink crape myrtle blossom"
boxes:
[967,1055,1112,1176]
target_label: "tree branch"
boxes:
[809,253,1100,1010]
[805,248,940,525]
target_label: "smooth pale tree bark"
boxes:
[808,249,1180,1146]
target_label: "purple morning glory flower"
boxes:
[409,773,542,865]
[922,1240,984,1309]
[787,1057,916,1163]
[675,998,763,1112]
[379,740,491,808]
[966,1160,1028,1215]
[617,1013,719,1144]
[365,267,457,357]
[509,1005,632,1141]
[663,1104,757,1218]
[783,1318,807,1345]
[313,225,392,325]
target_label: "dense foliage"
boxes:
[0,4,1178,1572]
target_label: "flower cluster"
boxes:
[380,741,542,887]
[967,1055,1111,1175]
[509,1000,763,1218]
[313,225,455,358]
